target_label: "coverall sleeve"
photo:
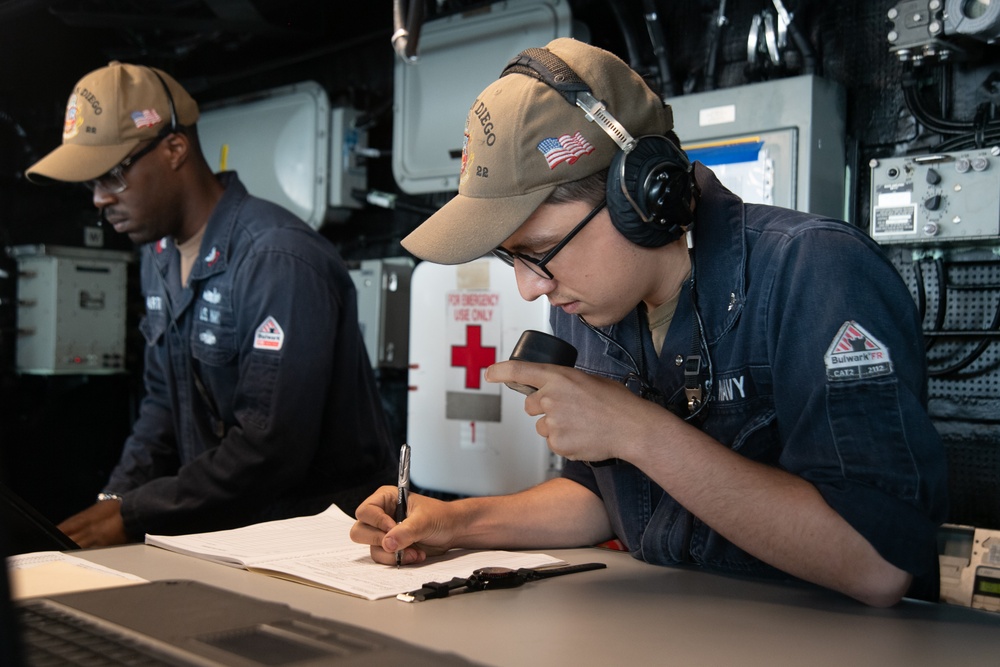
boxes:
[119,241,350,536]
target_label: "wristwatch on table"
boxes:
[397,562,607,602]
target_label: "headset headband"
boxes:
[147,68,178,134]
[501,48,637,153]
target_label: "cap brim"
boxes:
[402,186,554,264]
[25,140,139,184]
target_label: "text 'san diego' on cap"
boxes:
[400,37,673,265]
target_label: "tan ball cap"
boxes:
[26,61,199,184]
[400,37,674,265]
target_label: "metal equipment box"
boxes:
[869,148,1000,244]
[349,258,413,370]
[392,0,573,194]
[198,81,332,228]
[669,75,847,220]
[11,245,133,374]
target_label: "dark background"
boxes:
[1,0,997,529]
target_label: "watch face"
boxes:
[473,567,514,577]
[468,567,524,590]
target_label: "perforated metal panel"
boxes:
[886,245,1000,528]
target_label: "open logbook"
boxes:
[145,503,564,601]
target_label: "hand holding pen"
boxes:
[395,443,410,567]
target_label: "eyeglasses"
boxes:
[84,134,169,194]
[492,199,607,280]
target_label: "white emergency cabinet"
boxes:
[407,257,561,496]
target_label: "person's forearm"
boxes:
[445,477,612,550]
[620,413,911,606]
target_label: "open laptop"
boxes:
[0,483,78,556]
[10,579,482,666]
[0,495,480,666]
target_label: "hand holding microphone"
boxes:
[504,330,618,466]
[504,330,577,395]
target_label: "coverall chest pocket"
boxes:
[190,285,238,366]
[190,325,238,366]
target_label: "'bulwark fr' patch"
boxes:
[254,316,284,351]
[824,321,893,382]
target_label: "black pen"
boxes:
[395,443,410,568]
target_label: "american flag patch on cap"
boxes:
[537,131,595,169]
[131,108,162,129]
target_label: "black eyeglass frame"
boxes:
[84,133,172,193]
[85,66,180,194]
[492,198,607,280]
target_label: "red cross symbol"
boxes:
[451,325,496,389]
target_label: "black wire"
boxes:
[926,258,948,353]
[783,5,817,75]
[936,128,1000,151]
[904,84,973,135]
[928,300,1000,377]
[926,261,1000,378]
[607,1,644,72]
[903,65,1000,150]
[974,103,990,149]
[914,257,927,322]
[703,0,727,91]
[641,0,676,98]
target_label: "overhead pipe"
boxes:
[392,0,425,63]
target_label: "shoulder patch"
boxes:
[253,316,284,351]
[824,321,893,382]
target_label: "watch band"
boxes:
[516,562,608,581]
[397,576,469,602]
[96,492,123,503]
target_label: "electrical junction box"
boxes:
[392,0,573,194]
[349,258,413,370]
[407,257,560,496]
[869,149,1000,244]
[669,75,846,220]
[198,81,333,229]
[11,245,133,375]
[329,106,367,211]
[939,524,1000,613]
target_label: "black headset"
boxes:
[147,67,179,135]
[501,47,695,248]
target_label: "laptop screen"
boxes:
[0,483,77,557]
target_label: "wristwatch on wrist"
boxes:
[96,492,123,503]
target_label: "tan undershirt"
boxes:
[176,225,207,287]
[647,289,682,356]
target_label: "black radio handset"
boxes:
[504,330,578,395]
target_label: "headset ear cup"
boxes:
[605,150,643,243]
[606,136,694,247]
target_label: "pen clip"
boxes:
[397,444,410,488]
[394,444,411,568]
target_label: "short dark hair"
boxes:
[546,169,606,207]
